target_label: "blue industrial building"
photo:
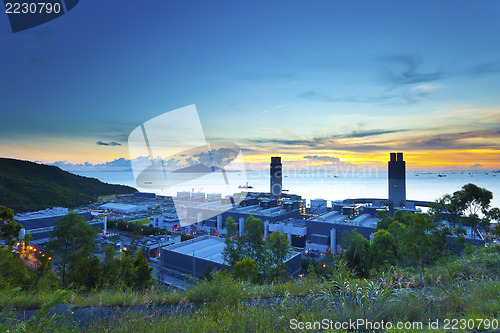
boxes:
[14,207,97,244]
[133,192,156,199]
[161,235,302,277]
[152,153,486,276]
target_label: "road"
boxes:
[151,264,192,290]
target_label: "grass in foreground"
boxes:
[2,246,500,332]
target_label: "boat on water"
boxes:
[238,181,254,189]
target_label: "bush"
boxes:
[185,270,250,305]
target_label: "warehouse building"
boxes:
[99,203,148,214]
[161,235,302,277]
[14,207,96,243]
[133,192,156,199]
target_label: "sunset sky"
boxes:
[1,0,499,171]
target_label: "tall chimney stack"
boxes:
[388,152,406,207]
[270,156,282,197]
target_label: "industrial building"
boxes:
[305,210,378,254]
[14,207,98,244]
[99,203,149,214]
[178,193,304,232]
[161,235,302,277]
[268,218,307,247]
[150,212,180,229]
[140,234,181,258]
[151,153,485,267]
[133,192,156,199]
[310,199,328,214]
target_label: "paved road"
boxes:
[151,266,192,290]
[12,303,198,328]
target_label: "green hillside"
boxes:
[0,158,137,213]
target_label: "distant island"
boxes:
[171,164,222,173]
[171,164,242,173]
[0,158,137,213]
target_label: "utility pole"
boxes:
[192,250,196,277]
[158,236,164,284]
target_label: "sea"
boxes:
[72,168,500,209]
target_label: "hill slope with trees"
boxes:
[0,158,137,212]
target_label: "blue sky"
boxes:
[1,0,499,169]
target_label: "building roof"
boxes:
[100,203,146,212]
[15,207,70,222]
[308,212,379,228]
[165,236,226,264]
[269,218,306,228]
[309,211,347,224]
[15,208,90,230]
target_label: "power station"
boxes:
[270,156,283,197]
[388,152,406,207]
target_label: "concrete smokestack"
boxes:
[388,152,406,207]
[270,156,282,197]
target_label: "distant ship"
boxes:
[238,181,253,189]
[438,174,446,177]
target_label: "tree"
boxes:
[429,194,462,227]
[261,231,292,282]
[46,212,97,287]
[376,210,393,230]
[71,254,101,289]
[117,252,136,288]
[405,214,434,285]
[371,229,396,268]
[488,208,500,239]
[200,262,214,281]
[222,216,241,266]
[306,262,318,280]
[388,220,409,267]
[133,249,153,289]
[0,206,23,250]
[340,230,371,277]
[101,244,119,285]
[99,244,152,290]
[241,216,265,264]
[222,215,265,267]
[232,257,259,282]
[0,247,33,289]
[453,184,493,239]
[223,216,292,282]
[0,220,23,249]
[225,216,237,237]
[0,206,15,221]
